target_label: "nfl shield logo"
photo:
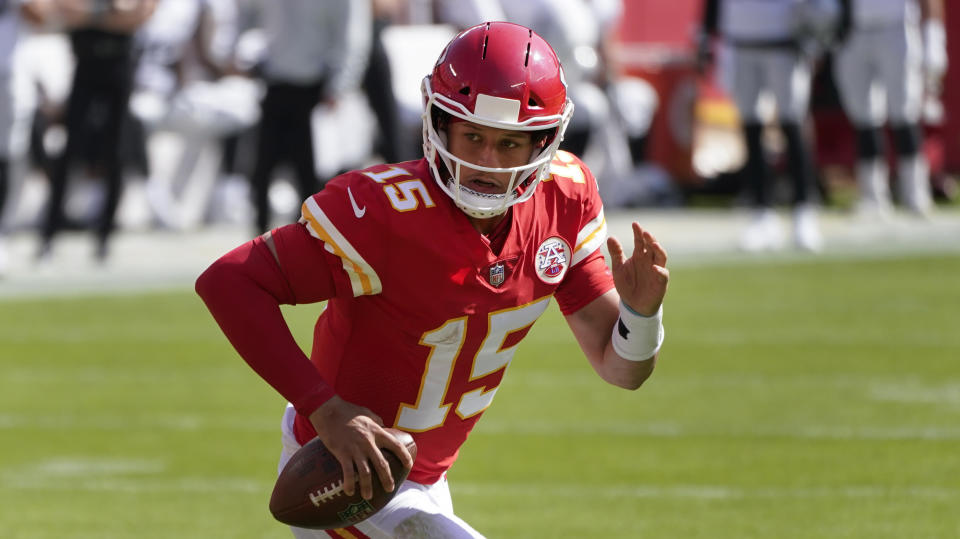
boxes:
[489,263,505,287]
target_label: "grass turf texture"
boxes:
[1,253,958,538]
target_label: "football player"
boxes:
[246,0,372,236]
[132,0,259,230]
[197,22,668,538]
[833,0,946,217]
[37,0,157,262]
[701,0,837,251]
[0,0,50,275]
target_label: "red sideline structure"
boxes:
[618,0,960,189]
[616,0,703,186]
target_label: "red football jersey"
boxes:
[287,152,612,484]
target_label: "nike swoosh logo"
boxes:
[347,187,366,218]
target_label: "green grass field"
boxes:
[2,253,959,538]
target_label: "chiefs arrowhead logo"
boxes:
[535,237,570,284]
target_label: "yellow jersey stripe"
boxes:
[301,198,382,296]
[572,210,607,266]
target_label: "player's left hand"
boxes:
[607,222,668,316]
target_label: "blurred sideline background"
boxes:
[0,0,958,290]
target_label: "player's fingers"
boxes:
[339,455,357,497]
[355,457,375,500]
[649,237,667,266]
[380,431,414,470]
[633,230,650,262]
[369,447,395,493]
[640,230,667,268]
[607,236,625,269]
[399,446,413,470]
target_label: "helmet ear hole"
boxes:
[432,109,451,131]
[459,86,471,96]
[532,128,554,149]
[527,93,543,109]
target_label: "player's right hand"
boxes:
[307,396,414,500]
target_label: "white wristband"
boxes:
[611,301,664,362]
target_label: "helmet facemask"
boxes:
[420,22,575,219]
[422,77,573,219]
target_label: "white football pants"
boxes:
[278,404,486,539]
[718,44,812,124]
[833,19,923,126]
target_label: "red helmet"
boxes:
[422,22,574,218]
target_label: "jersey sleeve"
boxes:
[554,242,614,315]
[571,204,607,268]
[269,222,339,304]
[551,150,608,268]
[195,234,336,417]
[552,150,615,314]
[298,172,389,298]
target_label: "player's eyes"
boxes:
[501,138,532,151]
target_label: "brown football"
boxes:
[268,428,417,530]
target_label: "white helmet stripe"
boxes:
[474,93,522,123]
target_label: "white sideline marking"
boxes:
[2,475,267,494]
[452,483,959,501]
[871,383,960,405]
[32,457,165,476]
[0,413,276,432]
[1,456,267,493]
[474,421,960,441]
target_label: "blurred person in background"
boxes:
[701,0,841,252]
[37,0,156,262]
[575,0,663,206]
[432,0,504,30]
[245,0,371,235]
[0,0,50,275]
[197,22,668,537]
[361,0,404,163]
[833,0,946,218]
[131,0,259,230]
[502,0,662,207]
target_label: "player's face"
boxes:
[446,121,537,195]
